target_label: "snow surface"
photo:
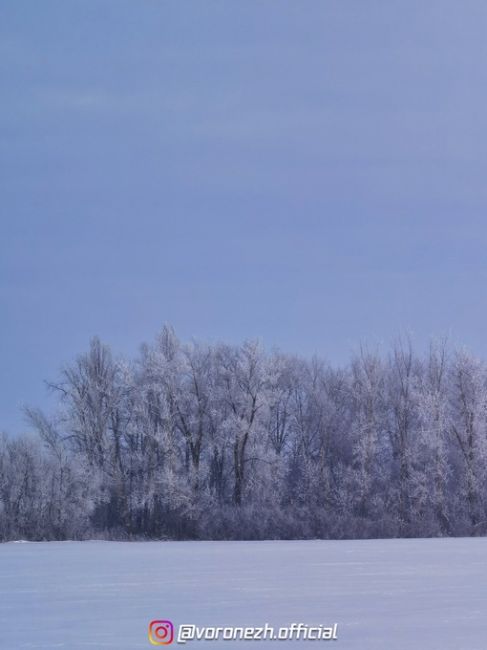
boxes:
[0,537,486,649]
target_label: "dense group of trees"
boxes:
[2,327,487,541]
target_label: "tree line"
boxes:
[2,326,487,541]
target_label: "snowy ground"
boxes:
[0,537,486,649]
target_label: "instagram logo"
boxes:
[149,620,174,645]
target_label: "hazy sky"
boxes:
[2,1,487,433]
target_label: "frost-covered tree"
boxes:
[448,351,487,533]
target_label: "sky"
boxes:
[2,1,487,434]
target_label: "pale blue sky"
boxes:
[2,1,487,433]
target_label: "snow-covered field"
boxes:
[0,538,486,649]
